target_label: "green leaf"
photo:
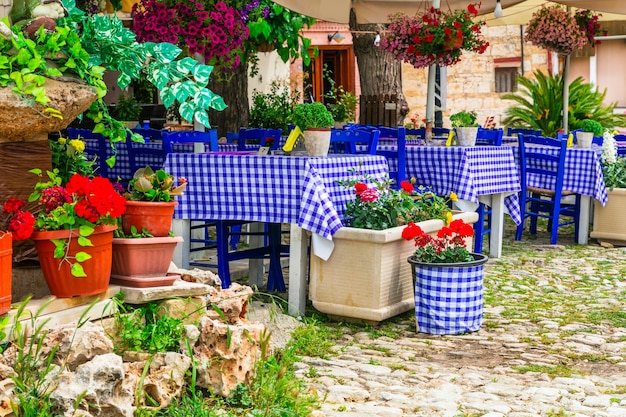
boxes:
[194,110,210,128]
[79,225,95,237]
[75,251,92,262]
[192,65,212,86]
[71,263,87,277]
[179,102,194,123]
[77,236,94,247]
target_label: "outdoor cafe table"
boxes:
[162,153,391,317]
[380,144,522,258]
[508,143,608,244]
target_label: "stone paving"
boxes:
[290,231,626,417]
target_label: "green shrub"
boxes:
[249,80,299,132]
[293,102,334,129]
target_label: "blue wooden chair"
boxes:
[329,128,380,155]
[515,133,581,244]
[237,128,282,151]
[131,127,164,144]
[475,128,504,146]
[614,134,626,156]
[507,127,542,137]
[372,127,406,189]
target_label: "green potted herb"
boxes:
[576,119,603,148]
[293,102,334,156]
[122,166,188,237]
[450,110,479,146]
[113,93,142,128]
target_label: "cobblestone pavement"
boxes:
[293,230,626,417]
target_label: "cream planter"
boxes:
[455,127,478,146]
[590,188,626,246]
[309,211,479,324]
[576,131,594,148]
[303,128,331,157]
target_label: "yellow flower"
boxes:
[69,139,85,153]
[449,192,458,202]
[445,211,453,225]
[58,137,67,145]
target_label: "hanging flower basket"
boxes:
[380,3,489,69]
[524,6,588,55]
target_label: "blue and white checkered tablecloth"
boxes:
[510,145,608,206]
[387,146,522,225]
[163,154,390,240]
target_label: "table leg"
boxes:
[248,223,265,289]
[172,219,190,269]
[578,196,591,244]
[489,193,505,259]
[288,224,308,317]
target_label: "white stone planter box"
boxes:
[309,211,479,324]
[591,188,626,246]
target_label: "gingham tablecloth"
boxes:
[162,154,390,240]
[510,145,608,206]
[387,146,523,225]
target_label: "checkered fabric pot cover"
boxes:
[409,253,488,335]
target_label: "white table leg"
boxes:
[578,196,591,244]
[288,224,308,317]
[489,193,505,259]
[172,219,190,269]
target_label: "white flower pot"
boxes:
[576,131,594,148]
[455,127,478,146]
[303,128,331,157]
[309,211,479,324]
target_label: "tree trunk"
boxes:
[349,10,408,126]
[208,64,249,138]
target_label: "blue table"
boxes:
[163,153,390,316]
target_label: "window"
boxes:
[495,67,518,93]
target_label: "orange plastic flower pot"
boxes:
[122,201,177,237]
[31,225,116,298]
[0,231,12,315]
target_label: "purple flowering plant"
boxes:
[380,3,489,69]
[131,0,251,75]
[524,6,601,55]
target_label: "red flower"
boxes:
[401,222,423,240]
[400,180,414,193]
[467,2,479,16]
[7,210,35,241]
[3,198,25,214]
[354,183,368,195]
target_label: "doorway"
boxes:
[303,46,355,103]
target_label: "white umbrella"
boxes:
[271,0,527,24]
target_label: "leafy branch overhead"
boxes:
[0,0,226,156]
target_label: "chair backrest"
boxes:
[507,127,542,137]
[476,128,504,146]
[67,128,109,178]
[238,128,282,151]
[162,130,219,154]
[405,127,425,140]
[126,133,168,177]
[518,133,568,196]
[374,126,406,189]
[614,134,626,156]
[330,128,380,155]
[131,127,164,143]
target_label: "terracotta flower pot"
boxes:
[111,236,183,287]
[122,200,177,237]
[31,225,116,298]
[443,32,463,51]
[0,231,12,315]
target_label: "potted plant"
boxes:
[122,166,188,237]
[113,92,142,129]
[450,110,479,146]
[590,131,626,246]
[576,119,603,148]
[524,6,587,56]
[402,218,488,334]
[308,171,478,324]
[293,102,334,157]
[111,225,183,288]
[379,3,489,69]
[3,169,127,298]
